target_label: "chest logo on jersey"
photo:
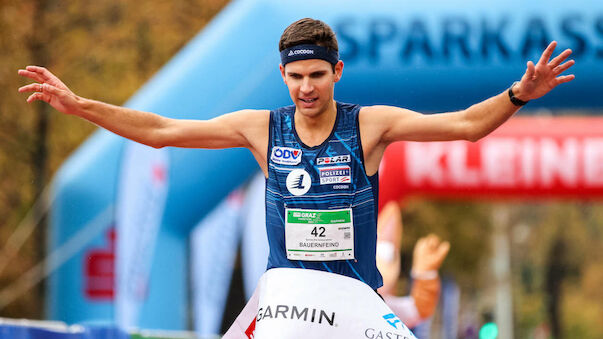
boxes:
[286,169,312,196]
[271,147,302,165]
[316,154,351,166]
[319,166,351,185]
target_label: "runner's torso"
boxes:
[265,102,383,289]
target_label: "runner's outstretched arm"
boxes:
[361,41,575,144]
[17,66,269,151]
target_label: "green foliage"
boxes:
[400,199,493,288]
[512,203,603,338]
[0,0,230,319]
[398,201,603,338]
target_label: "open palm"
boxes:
[517,41,575,101]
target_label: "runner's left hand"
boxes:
[513,41,575,101]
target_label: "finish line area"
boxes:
[3,0,600,338]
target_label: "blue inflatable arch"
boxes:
[48,0,603,330]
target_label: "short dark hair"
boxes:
[279,18,338,53]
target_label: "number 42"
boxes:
[311,226,326,237]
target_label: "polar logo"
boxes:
[286,169,311,196]
[288,49,314,56]
[271,147,302,165]
[316,154,351,165]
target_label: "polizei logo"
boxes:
[319,166,351,185]
[256,304,336,326]
[271,147,302,165]
[288,49,315,56]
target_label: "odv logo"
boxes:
[271,147,302,165]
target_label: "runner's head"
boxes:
[279,18,339,72]
[279,18,344,117]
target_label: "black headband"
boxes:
[280,44,339,66]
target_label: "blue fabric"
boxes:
[265,102,383,289]
[280,44,339,66]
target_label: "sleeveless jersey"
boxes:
[265,102,383,289]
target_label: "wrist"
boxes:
[75,96,94,117]
[410,269,438,280]
[508,81,529,106]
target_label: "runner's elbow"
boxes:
[465,131,483,143]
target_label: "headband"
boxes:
[280,44,339,66]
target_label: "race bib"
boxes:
[285,208,354,261]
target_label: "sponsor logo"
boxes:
[319,166,351,185]
[286,169,311,196]
[292,212,316,218]
[383,313,401,329]
[316,154,351,165]
[245,318,256,339]
[364,328,412,339]
[288,49,315,56]
[256,304,336,326]
[271,147,302,165]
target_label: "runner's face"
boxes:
[280,59,343,117]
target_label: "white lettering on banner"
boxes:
[483,138,517,187]
[404,138,603,189]
[406,142,446,186]
[540,138,579,187]
[519,139,538,187]
[585,139,603,185]
[449,141,480,186]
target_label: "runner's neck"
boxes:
[294,100,337,147]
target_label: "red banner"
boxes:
[379,117,603,206]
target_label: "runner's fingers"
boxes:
[548,49,572,68]
[17,69,45,83]
[25,65,52,81]
[556,74,575,84]
[18,83,42,93]
[553,60,575,75]
[437,241,450,259]
[42,83,62,95]
[525,61,535,79]
[26,92,50,103]
[537,41,557,65]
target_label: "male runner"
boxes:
[18,18,574,291]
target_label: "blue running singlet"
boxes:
[265,102,383,289]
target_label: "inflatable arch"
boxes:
[48,0,603,330]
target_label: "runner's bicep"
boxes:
[376,106,469,142]
[159,110,265,149]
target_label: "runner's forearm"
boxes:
[77,97,168,148]
[461,89,521,142]
[410,277,440,319]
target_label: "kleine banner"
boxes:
[379,116,603,205]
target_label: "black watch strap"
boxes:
[508,81,529,106]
